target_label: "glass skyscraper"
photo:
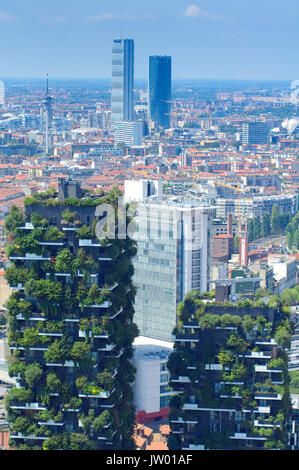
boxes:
[111,39,134,126]
[148,56,172,129]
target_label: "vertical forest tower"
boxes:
[4,180,138,450]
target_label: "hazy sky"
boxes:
[0,0,298,80]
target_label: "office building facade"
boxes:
[149,56,172,129]
[242,122,270,146]
[114,121,143,147]
[125,182,212,341]
[111,39,134,126]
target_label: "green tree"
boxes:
[262,214,271,238]
[286,231,293,250]
[294,229,299,250]
[271,204,280,234]
[24,363,43,388]
[253,216,261,240]
[4,206,25,234]
[248,219,254,242]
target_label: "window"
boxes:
[160,396,170,409]
[160,362,167,372]
[160,373,169,383]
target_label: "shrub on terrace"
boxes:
[4,388,33,409]
[4,206,25,234]
[24,363,43,388]
[46,373,62,392]
[44,226,64,241]
[44,339,71,364]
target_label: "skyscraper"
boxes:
[111,39,134,126]
[125,180,212,342]
[148,56,172,130]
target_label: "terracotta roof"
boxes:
[146,441,168,451]
[133,435,146,449]
[160,425,170,435]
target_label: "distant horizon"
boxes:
[1,77,294,84]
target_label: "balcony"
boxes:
[45,360,75,367]
[98,344,115,352]
[110,307,123,320]
[11,283,25,291]
[170,418,198,424]
[254,420,280,428]
[38,332,63,337]
[10,346,49,351]
[182,444,205,450]
[79,239,110,247]
[255,365,282,373]
[79,301,112,309]
[255,339,277,346]
[9,253,51,261]
[18,223,35,230]
[171,376,191,384]
[253,406,271,414]
[16,314,45,321]
[175,336,199,343]
[182,404,236,412]
[10,402,47,411]
[79,388,115,399]
[229,433,266,441]
[254,393,282,401]
[40,241,65,246]
[240,352,272,359]
[38,420,65,426]
[10,433,48,440]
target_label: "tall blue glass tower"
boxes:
[111,39,134,126]
[149,56,172,129]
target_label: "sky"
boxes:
[0,0,298,80]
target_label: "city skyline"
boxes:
[0,0,298,79]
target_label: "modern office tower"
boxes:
[242,122,270,146]
[168,292,291,450]
[125,180,212,342]
[114,121,143,147]
[148,56,172,129]
[4,179,138,450]
[111,39,134,126]
[42,75,53,155]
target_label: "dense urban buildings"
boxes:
[0,30,299,453]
